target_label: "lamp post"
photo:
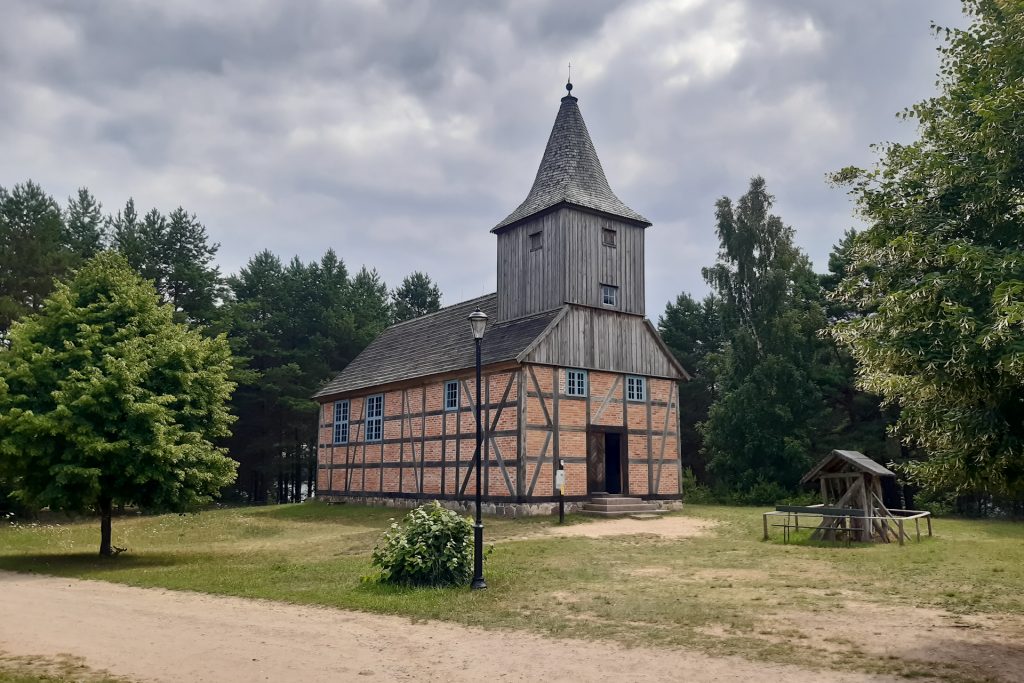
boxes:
[468,308,488,590]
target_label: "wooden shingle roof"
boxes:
[492,90,650,232]
[313,293,561,399]
[800,450,896,485]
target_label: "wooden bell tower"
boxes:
[492,82,652,323]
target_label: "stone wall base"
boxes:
[317,494,683,518]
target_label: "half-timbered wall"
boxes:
[520,364,680,499]
[496,207,646,322]
[316,368,522,501]
[318,364,681,502]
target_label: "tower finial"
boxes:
[566,61,573,94]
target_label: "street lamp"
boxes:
[468,308,488,590]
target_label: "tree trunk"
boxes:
[99,497,113,557]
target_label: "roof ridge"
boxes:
[385,292,496,331]
[494,305,565,325]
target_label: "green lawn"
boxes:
[2,502,1022,682]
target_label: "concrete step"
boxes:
[581,509,669,518]
[582,503,662,514]
[587,496,644,505]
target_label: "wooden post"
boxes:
[915,518,921,542]
[763,513,769,541]
[897,519,905,546]
[927,515,932,537]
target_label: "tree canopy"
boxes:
[830,0,1024,496]
[0,181,75,340]
[695,177,827,495]
[392,271,442,323]
[0,253,237,554]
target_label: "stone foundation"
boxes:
[317,494,682,518]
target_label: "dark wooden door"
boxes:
[589,432,602,491]
[587,431,606,494]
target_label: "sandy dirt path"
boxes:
[0,570,896,683]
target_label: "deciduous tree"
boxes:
[0,253,237,555]
[830,0,1024,496]
[698,177,825,495]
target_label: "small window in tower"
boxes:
[602,228,617,248]
[601,284,618,307]
[529,231,543,252]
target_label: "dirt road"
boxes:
[0,571,894,682]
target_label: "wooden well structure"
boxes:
[797,449,930,544]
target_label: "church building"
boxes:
[314,83,689,514]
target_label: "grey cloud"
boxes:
[0,0,966,315]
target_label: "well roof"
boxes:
[313,294,561,398]
[492,92,650,232]
[800,449,896,485]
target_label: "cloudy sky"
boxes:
[2,0,966,318]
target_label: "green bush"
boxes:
[681,469,717,504]
[370,502,473,587]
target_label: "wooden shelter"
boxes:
[797,450,928,543]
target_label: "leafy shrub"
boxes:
[370,502,473,587]
[681,469,717,504]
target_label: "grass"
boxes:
[0,652,128,683]
[2,502,1023,681]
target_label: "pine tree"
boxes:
[349,267,392,347]
[64,188,106,259]
[0,181,73,340]
[392,271,442,322]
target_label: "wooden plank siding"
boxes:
[496,207,645,322]
[495,212,566,321]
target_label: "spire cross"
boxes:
[566,61,573,94]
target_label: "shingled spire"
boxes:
[492,84,650,232]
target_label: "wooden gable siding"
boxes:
[520,363,681,499]
[316,368,521,501]
[521,305,684,379]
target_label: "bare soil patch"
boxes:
[763,601,1024,682]
[0,571,891,683]
[541,514,717,540]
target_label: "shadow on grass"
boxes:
[0,551,186,576]
[253,501,397,525]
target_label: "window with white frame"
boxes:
[566,369,588,397]
[365,394,384,442]
[626,376,646,402]
[333,400,349,444]
[444,380,459,411]
[601,284,618,306]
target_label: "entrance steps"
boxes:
[581,494,666,517]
